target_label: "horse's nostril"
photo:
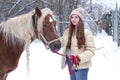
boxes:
[57,43,61,49]
[55,43,61,51]
[50,42,61,51]
[55,44,60,48]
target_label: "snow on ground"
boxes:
[7,30,120,80]
[7,40,70,80]
[89,30,120,80]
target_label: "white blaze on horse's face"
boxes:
[49,17,53,22]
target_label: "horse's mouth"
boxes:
[49,41,61,51]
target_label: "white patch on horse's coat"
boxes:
[49,17,53,22]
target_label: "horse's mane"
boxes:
[37,8,55,34]
[0,10,35,44]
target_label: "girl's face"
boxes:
[70,14,80,26]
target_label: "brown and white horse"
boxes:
[0,7,61,80]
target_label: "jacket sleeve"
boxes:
[78,29,96,64]
[59,29,69,69]
[59,28,69,47]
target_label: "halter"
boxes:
[39,33,60,49]
[33,13,60,49]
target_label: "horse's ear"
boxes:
[35,7,42,18]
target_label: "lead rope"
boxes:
[39,31,76,75]
[50,49,74,75]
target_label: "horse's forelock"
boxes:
[37,8,55,33]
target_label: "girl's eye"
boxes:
[75,16,79,18]
[71,15,79,19]
[71,16,74,18]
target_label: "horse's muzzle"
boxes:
[49,41,61,51]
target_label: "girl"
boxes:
[60,7,95,80]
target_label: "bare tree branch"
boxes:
[27,0,37,6]
[8,0,21,15]
[13,0,37,16]
[14,6,25,16]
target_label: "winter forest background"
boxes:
[1,0,120,80]
[0,0,119,36]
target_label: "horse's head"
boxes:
[33,7,61,51]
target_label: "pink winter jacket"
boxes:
[60,28,95,69]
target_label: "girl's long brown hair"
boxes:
[66,18,85,49]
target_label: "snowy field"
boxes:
[7,30,120,80]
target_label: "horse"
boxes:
[0,7,61,80]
